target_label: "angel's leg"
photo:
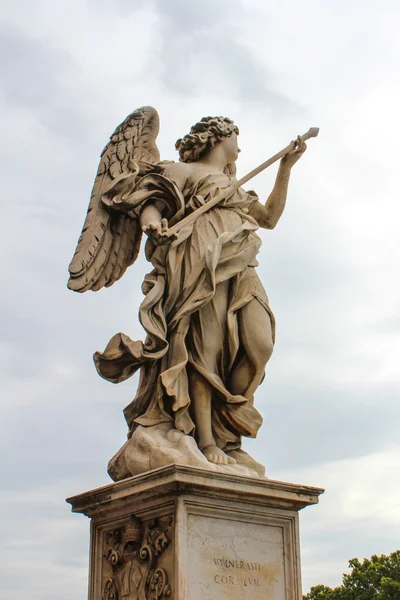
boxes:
[188,371,235,465]
[187,279,235,466]
[230,298,274,400]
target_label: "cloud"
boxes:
[0,482,90,600]
[0,0,399,598]
[250,381,400,472]
[150,0,298,111]
[283,446,400,589]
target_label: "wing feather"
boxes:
[112,215,132,284]
[127,219,143,265]
[91,213,125,292]
[68,148,113,278]
[68,227,113,292]
[68,106,160,292]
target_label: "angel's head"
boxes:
[175,117,240,167]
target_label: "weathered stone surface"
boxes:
[108,423,264,481]
[187,514,286,599]
[66,465,324,600]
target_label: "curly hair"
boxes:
[175,116,239,163]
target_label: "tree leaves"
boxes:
[303,551,400,600]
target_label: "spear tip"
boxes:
[308,127,320,138]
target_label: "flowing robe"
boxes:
[94,163,275,451]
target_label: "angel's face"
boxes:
[219,132,240,163]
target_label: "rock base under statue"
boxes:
[67,465,323,599]
[107,423,267,481]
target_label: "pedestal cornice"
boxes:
[67,464,324,518]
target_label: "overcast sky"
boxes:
[1,0,399,598]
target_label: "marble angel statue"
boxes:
[68,106,311,480]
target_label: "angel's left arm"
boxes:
[139,200,166,229]
[249,137,307,230]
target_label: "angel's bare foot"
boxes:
[201,444,236,465]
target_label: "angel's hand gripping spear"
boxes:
[153,127,319,243]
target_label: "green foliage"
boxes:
[373,576,400,600]
[303,551,400,600]
[303,584,338,599]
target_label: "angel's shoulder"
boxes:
[159,161,192,177]
[157,161,194,189]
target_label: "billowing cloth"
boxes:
[94,164,275,450]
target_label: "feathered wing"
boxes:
[68,106,160,292]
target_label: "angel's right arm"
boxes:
[140,162,187,231]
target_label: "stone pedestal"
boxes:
[67,465,323,600]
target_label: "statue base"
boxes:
[107,423,267,481]
[67,465,323,600]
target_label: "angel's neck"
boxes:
[196,147,229,173]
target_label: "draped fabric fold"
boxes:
[94,165,275,450]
